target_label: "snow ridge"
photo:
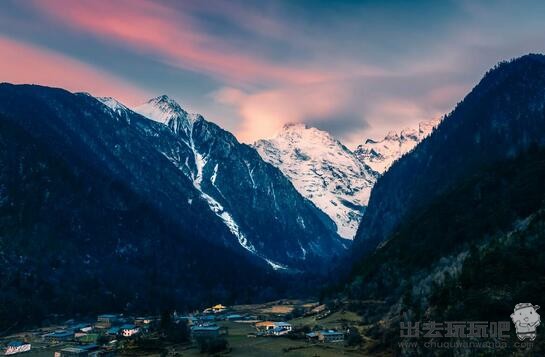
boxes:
[254,123,377,239]
[355,117,441,174]
[132,95,288,270]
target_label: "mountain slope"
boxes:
[254,124,377,239]
[339,55,545,354]
[130,96,345,269]
[354,118,440,174]
[354,54,545,253]
[0,84,286,329]
[344,147,545,354]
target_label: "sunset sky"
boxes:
[2,0,545,146]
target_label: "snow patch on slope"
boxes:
[133,95,288,270]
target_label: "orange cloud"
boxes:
[29,0,329,86]
[0,35,149,104]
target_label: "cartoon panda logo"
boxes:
[511,303,540,341]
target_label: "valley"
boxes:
[1,300,372,357]
[1,31,545,356]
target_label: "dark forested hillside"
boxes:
[354,54,545,255]
[342,147,545,354]
[0,84,291,331]
[340,55,545,354]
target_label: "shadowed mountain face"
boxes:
[354,54,545,254]
[130,95,345,269]
[0,84,318,329]
[340,55,545,353]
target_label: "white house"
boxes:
[271,322,292,336]
[5,341,31,355]
[120,324,140,337]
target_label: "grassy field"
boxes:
[175,321,363,357]
[174,302,368,356]
[291,311,362,330]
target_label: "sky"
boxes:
[2,0,545,147]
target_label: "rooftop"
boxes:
[320,330,344,336]
[7,341,29,347]
[274,322,291,327]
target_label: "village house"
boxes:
[54,343,103,357]
[190,324,228,340]
[43,330,74,343]
[4,341,31,355]
[255,321,276,332]
[270,322,292,336]
[199,314,217,323]
[306,330,344,343]
[134,317,154,326]
[203,304,226,314]
[255,321,292,336]
[71,323,93,338]
[95,314,122,329]
[320,330,344,343]
[54,347,87,357]
[120,324,140,337]
[225,314,243,321]
[72,323,93,333]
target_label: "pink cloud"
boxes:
[29,0,329,86]
[0,35,149,104]
[214,83,353,142]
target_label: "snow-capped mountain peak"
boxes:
[254,123,378,239]
[97,96,130,114]
[355,117,441,174]
[133,95,202,136]
[134,95,187,124]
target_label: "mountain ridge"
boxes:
[102,94,345,269]
[0,83,291,329]
[354,117,441,174]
